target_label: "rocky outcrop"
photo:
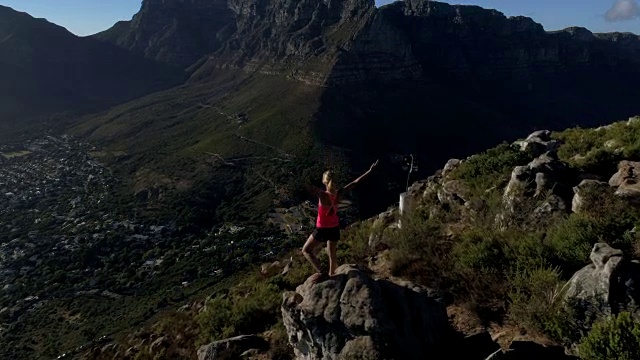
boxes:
[609,161,640,203]
[95,0,640,89]
[565,243,640,315]
[261,257,294,277]
[281,264,453,360]
[571,179,609,213]
[198,335,269,360]
[514,130,561,157]
[502,151,573,217]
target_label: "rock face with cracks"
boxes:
[565,243,640,315]
[281,264,452,360]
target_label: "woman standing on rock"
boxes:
[302,160,379,283]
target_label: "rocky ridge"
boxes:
[97,0,640,88]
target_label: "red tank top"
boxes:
[316,191,339,228]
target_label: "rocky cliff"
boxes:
[97,0,640,87]
[94,0,236,68]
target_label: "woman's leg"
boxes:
[327,241,338,276]
[302,234,324,274]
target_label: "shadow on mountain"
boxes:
[312,1,640,219]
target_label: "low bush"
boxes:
[450,142,532,195]
[197,280,281,343]
[578,312,640,360]
[507,267,580,343]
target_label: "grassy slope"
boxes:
[70,71,333,227]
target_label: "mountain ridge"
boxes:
[0,4,184,141]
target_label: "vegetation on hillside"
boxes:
[116,116,640,359]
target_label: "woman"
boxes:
[302,160,379,283]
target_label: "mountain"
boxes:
[77,0,640,229]
[93,0,236,68]
[0,5,184,141]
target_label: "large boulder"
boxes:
[499,152,574,229]
[197,335,269,360]
[503,152,574,212]
[281,265,453,360]
[513,130,561,157]
[609,161,640,203]
[438,179,470,205]
[565,243,640,315]
[441,158,463,178]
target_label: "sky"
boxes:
[1,0,639,37]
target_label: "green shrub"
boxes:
[338,221,375,265]
[545,191,640,274]
[197,281,281,343]
[453,143,531,180]
[579,312,640,360]
[554,119,640,175]
[545,215,599,273]
[582,148,621,174]
[388,212,453,292]
[507,267,580,343]
[450,142,532,195]
[453,229,506,271]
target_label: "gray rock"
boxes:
[565,243,640,315]
[198,335,269,360]
[368,209,398,252]
[281,264,452,360]
[437,180,469,206]
[533,194,567,218]
[609,161,640,203]
[571,179,609,213]
[526,130,552,142]
[514,130,560,157]
[534,172,551,197]
[502,152,573,221]
[442,158,462,178]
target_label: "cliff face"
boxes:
[97,0,640,87]
[94,0,235,68]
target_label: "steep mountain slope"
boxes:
[76,0,640,230]
[93,0,236,68]
[0,5,184,141]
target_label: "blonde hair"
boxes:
[323,170,335,191]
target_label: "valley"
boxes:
[0,135,297,359]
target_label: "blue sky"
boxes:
[1,0,639,36]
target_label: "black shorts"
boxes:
[313,226,340,242]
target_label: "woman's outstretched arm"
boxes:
[341,160,379,192]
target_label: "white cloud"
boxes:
[605,0,640,22]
